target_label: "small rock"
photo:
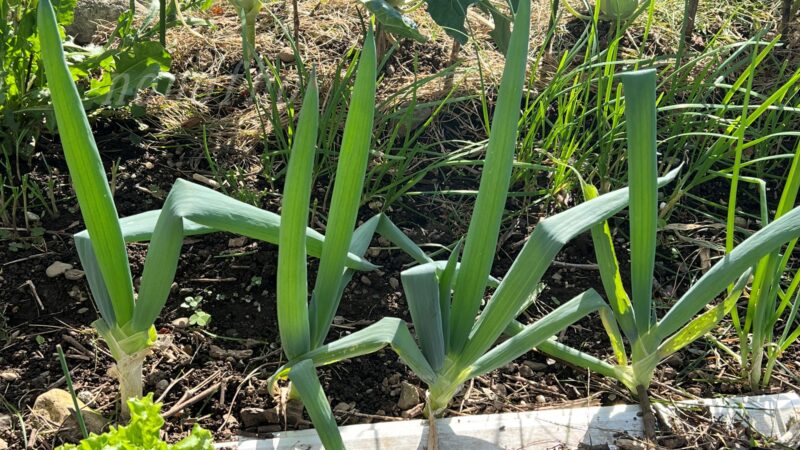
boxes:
[26,211,40,222]
[522,360,548,371]
[66,0,128,44]
[389,277,400,290]
[278,47,295,63]
[76,390,92,404]
[46,261,73,278]
[222,413,239,427]
[257,424,282,433]
[397,382,420,410]
[333,402,352,413]
[64,269,85,280]
[77,307,89,314]
[0,371,19,382]
[144,161,155,170]
[360,276,371,286]
[32,389,106,442]
[664,352,684,368]
[172,317,189,329]
[388,373,401,385]
[501,362,518,373]
[333,316,345,325]
[518,364,534,378]
[535,394,546,403]
[228,236,247,248]
[155,379,169,393]
[240,407,268,428]
[0,413,12,430]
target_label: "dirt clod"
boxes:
[397,381,420,410]
[31,389,106,442]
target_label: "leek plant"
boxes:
[533,69,800,439]
[720,141,800,391]
[269,3,680,447]
[38,0,372,417]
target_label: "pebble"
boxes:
[77,307,89,314]
[0,414,12,430]
[240,407,268,428]
[25,211,40,222]
[64,269,85,280]
[518,364,534,378]
[31,389,106,441]
[278,47,295,63]
[172,317,189,329]
[535,394,546,403]
[228,236,247,248]
[0,371,19,382]
[76,390,92,404]
[389,277,400,290]
[397,381,420,410]
[155,379,169,393]
[46,261,73,278]
[360,275,372,286]
[522,360,548,371]
[333,402,352,413]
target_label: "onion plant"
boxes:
[269,3,679,447]
[719,141,800,391]
[38,0,373,417]
[534,68,800,439]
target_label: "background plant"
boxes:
[533,68,800,440]
[717,139,800,391]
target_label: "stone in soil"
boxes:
[66,0,129,44]
[397,381,420,410]
[31,389,106,442]
[45,261,72,278]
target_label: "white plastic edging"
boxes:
[215,392,800,449]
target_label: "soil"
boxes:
[3,121,797,449]
[2,1,800,449]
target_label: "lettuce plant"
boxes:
[57,395,213,450]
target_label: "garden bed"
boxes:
[2,0,800,448]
